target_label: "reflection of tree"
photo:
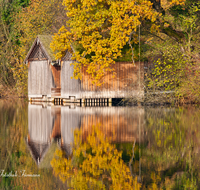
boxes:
[51,126,140,190]
[143,107,200,189]
[0,100,66,189]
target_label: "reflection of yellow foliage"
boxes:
[51,126,141,189]
[149,172,162,190]
[164,177,175,190]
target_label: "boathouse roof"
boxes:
[24,35,56,64]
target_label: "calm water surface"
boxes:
[0,99,200,189]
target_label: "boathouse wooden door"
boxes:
[61,51,81,99]
[28,60,53,97]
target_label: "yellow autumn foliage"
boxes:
[51,0,186,85]
[14,0,66,62]
[51,0,160,85]
[12,63,28,96]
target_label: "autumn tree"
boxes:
[14,0,67,61]
[0,0,67,96]
[0,0,30,95]
[7,0,67,95]
[51,0,186,85]
[144,0,200,103]
[51,0,160,85]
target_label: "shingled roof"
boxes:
[24,35,56,63]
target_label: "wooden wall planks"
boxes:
[50,65,61,88]
[80,62,144,98]
[28,61,144,99]
[61,61,81,99]
[28,60,53,97]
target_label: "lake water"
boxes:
[0,99,200,189]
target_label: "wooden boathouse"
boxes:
[26,35,144,104]
[25,35,61,102]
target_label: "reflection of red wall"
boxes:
[81,114,139,143]
[51,107,61,140]
[81,62,144,91]
[50,65,61,88]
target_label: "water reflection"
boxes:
[1,100,200,189]
[26,103,145,168]
[26,104,57,167]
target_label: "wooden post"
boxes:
[105,98,107,106]
[109,98,112,107]
[82,99,85,107]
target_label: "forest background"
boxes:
[0,0,199,104]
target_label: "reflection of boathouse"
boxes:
[26,105,60,167]
[26,104,81,167]
[26,104,144,167]
[25,35,144,103]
